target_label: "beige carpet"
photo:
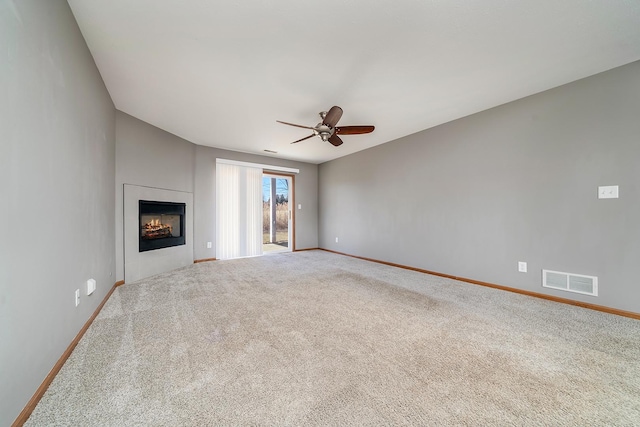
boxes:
[26,250,640,426]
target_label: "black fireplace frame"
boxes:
[139,200,186,252]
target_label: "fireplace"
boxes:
[139,200,186,252]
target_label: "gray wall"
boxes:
[116,111,196,281]
[0,1,116,425]
[116,113,318,280]
[319,61,640,313]
[193,145,319,261]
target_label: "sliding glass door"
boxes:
[262,174,293,254]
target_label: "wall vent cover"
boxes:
[542,270,598,296]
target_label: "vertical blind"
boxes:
[216,162,263,259]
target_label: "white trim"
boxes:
[216,158,299,174]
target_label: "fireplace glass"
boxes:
[139,200,186,252]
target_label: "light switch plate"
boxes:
[598,185,619,199]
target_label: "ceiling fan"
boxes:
[277,106,374,147]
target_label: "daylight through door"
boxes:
[262,174,293,253]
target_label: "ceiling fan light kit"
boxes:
[277,106,374,147]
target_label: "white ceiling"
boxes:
[67,0,640,164]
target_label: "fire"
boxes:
[142,217,173,239]
[144,218,169,230]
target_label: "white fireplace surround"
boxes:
[124,184,194,283]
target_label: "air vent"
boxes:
[542,270,598,296]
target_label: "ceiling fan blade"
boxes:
[336,125,375,135]
[323,106,343,128]
[276,120,315,130]
[328,134,344,147]
[290,134,315,144]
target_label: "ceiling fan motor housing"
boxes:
[314,123,334,142]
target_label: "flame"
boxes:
[143,218,172,231]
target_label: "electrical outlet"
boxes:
[518,262,527,273]
[598,185,619,199]
[206,241,212,249]
[335,237,339,243]
[75,289,80,307]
